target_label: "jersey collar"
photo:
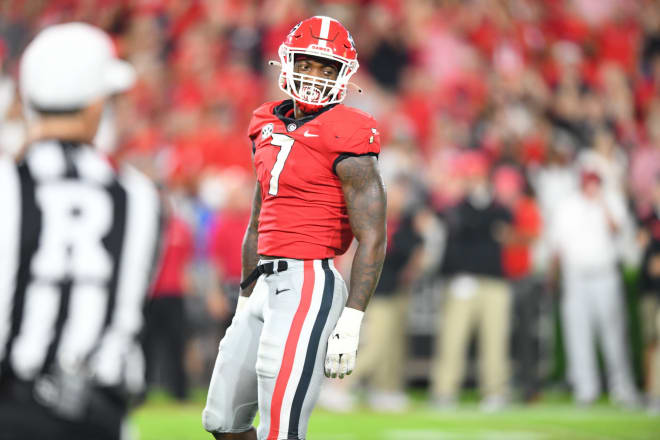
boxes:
[273,99,337,129]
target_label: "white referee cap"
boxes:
[20,22,136,111]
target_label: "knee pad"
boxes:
[202,405,227,434]
[202,400,257,434]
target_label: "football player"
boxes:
[202,16,387,440]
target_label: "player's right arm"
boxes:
[240,108,268,302]
[239,183,262,299]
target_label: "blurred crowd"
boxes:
[2,0,660,413]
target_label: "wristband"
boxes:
[335,307,364,334]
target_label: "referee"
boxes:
[0,23,162,440]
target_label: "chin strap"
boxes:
[348,82,363,94]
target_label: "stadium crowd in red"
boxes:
[0,1,652,188]
[0,0,656,209]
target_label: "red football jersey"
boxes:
[248,99,380,259]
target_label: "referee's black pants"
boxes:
[144,294,188,400]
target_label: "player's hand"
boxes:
[325,307,364,379]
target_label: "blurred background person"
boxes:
[207,168,253,333]
[198,168,252,381]
[530,134,579,280]
[144,200,194,402]
[493,165,544,402]
[431,151,514,412]
[0,22,162,440]
[637,173,660,413]
[549,168,639,407]
[319,173,432,413]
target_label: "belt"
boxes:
[240,260,288,290]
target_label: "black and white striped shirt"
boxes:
[0,140,162,397]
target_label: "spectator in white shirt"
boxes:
[549,169,639,407]
[531,133,578,274]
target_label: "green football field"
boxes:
[132,391,660,440]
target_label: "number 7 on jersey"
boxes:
[268,133,294,196]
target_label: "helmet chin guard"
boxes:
[296,85,326,113]
[276,16,359,113]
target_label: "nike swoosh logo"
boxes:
[303,130,319,137]
[275,288,290,295]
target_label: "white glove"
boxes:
[325,307,364,379]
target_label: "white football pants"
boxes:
[202,258,347,440]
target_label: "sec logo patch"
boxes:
[261,123,274,140]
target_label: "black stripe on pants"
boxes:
[287,259,334,438]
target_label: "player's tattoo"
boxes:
[240,184,262,296]
[336,155,387,311]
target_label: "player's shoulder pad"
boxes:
[325,104,377,130]
[323,104,381,155]
[247,100,283,140]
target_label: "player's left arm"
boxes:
[337,155,387,311]
[325,155,386,378]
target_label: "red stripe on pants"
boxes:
[268,260,315,439]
